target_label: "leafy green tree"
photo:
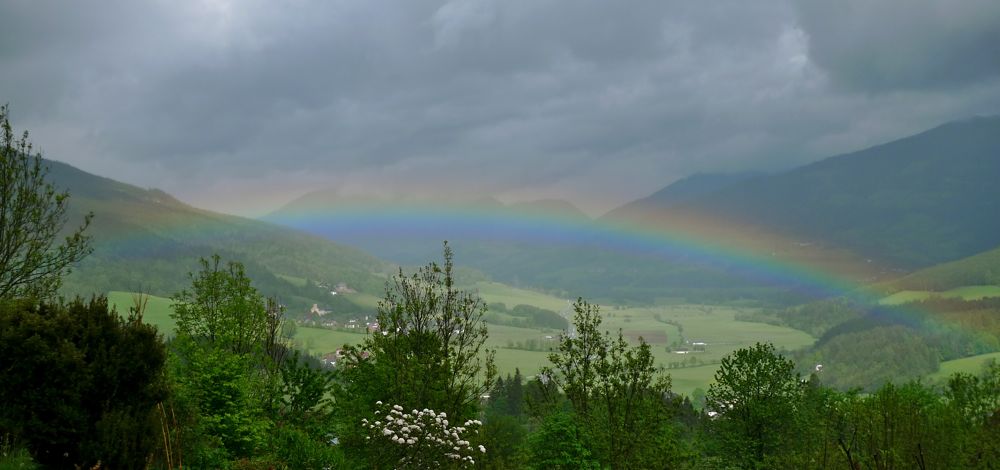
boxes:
[850,382,966,470]
[782,375,842,469]
[335,243,496,464]
[707,342,803,468]
[0,297,168,468]
[171,255,274,355]
[168,255,295,466]
[479,412,526,469]
[543,298,676,468]
[277,350,336,430]
[946,361,1000,467]
[525,412,599,470]
[0,105,92,299]
[946,360,1000,426]
[171,345,269,463]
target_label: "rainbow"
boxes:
[269,201,885,299]
[266,200,991,343]
[86,195,979,339]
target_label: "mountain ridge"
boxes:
[609,115,1000,268]
[45,158,393,314]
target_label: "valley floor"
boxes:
[109,288,816,397]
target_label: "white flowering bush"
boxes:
[362,401,486,468]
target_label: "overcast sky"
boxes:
[2,0,999,217]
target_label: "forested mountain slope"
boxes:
[640,116,1000,267]
[49,159,391,313]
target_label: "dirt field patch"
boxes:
[624,330,668,344]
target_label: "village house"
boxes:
[310,303,330,316]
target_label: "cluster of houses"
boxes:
[299,304,381,333]
[320,348,371,368]
[298,304,382,332]
[673,341,708,354]
[315,281,357,296]
[342,316,382,333]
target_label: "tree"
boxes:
[543,299,676,468]
[707,342,803,468]
[168,255,292,465]
[171,254,275,355]
[0,104,92,299]
[277,350,336,429]
[0,297,168,468]
[336,243,496,463]
[946,360,1000,426]
[361,402,485,468]
[945,361,1000,466]
[525,412,600,470]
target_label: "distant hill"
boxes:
[879,245,1000,293]
[48,160,392,315]
[601,172,759,220]
[264,116,1000,304]
[508,199,591,220]
[266,182,824,305]
[265,192,594,266]
[640,116,1000,268]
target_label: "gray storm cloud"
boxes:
[795,0,1000,91]
[1,0,998,216]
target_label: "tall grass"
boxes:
[0,434,37,470]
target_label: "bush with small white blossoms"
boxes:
[362,401,486,468]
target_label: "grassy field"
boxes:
[601,304,815,364]
[108,291,177,336]
[107,288,815,398]
[468,281,571,312]
[879,285,1000,305]
[344,292,382,310]
[926,351,1000,382]
[669,365,720,397]
[277,273,309,287]
[292,302,814,396]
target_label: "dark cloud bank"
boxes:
[1,0,999,216]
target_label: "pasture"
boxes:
[468,281,571,312]
[107,288,817,397]
[926,351,1000,382]
[108,291,177,336]
[276,273,309,287]
[602,304,815,365]
[293,301,815,396]
[879,285,1000,305]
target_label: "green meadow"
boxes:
[879,285,1000,305]
[926,351,1000,382]
[667,365,720,397]
[468,281,572,312]
[108,291,178,335]
[284,300,816,397]
[276,273,309,287]
[107,287,816,396]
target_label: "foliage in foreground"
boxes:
[541,298,681,469]
[0,297,167,468]
[361,402,485,468]
[2,246,1000,468]
[0,104,92,300]
[334,243,497,466]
